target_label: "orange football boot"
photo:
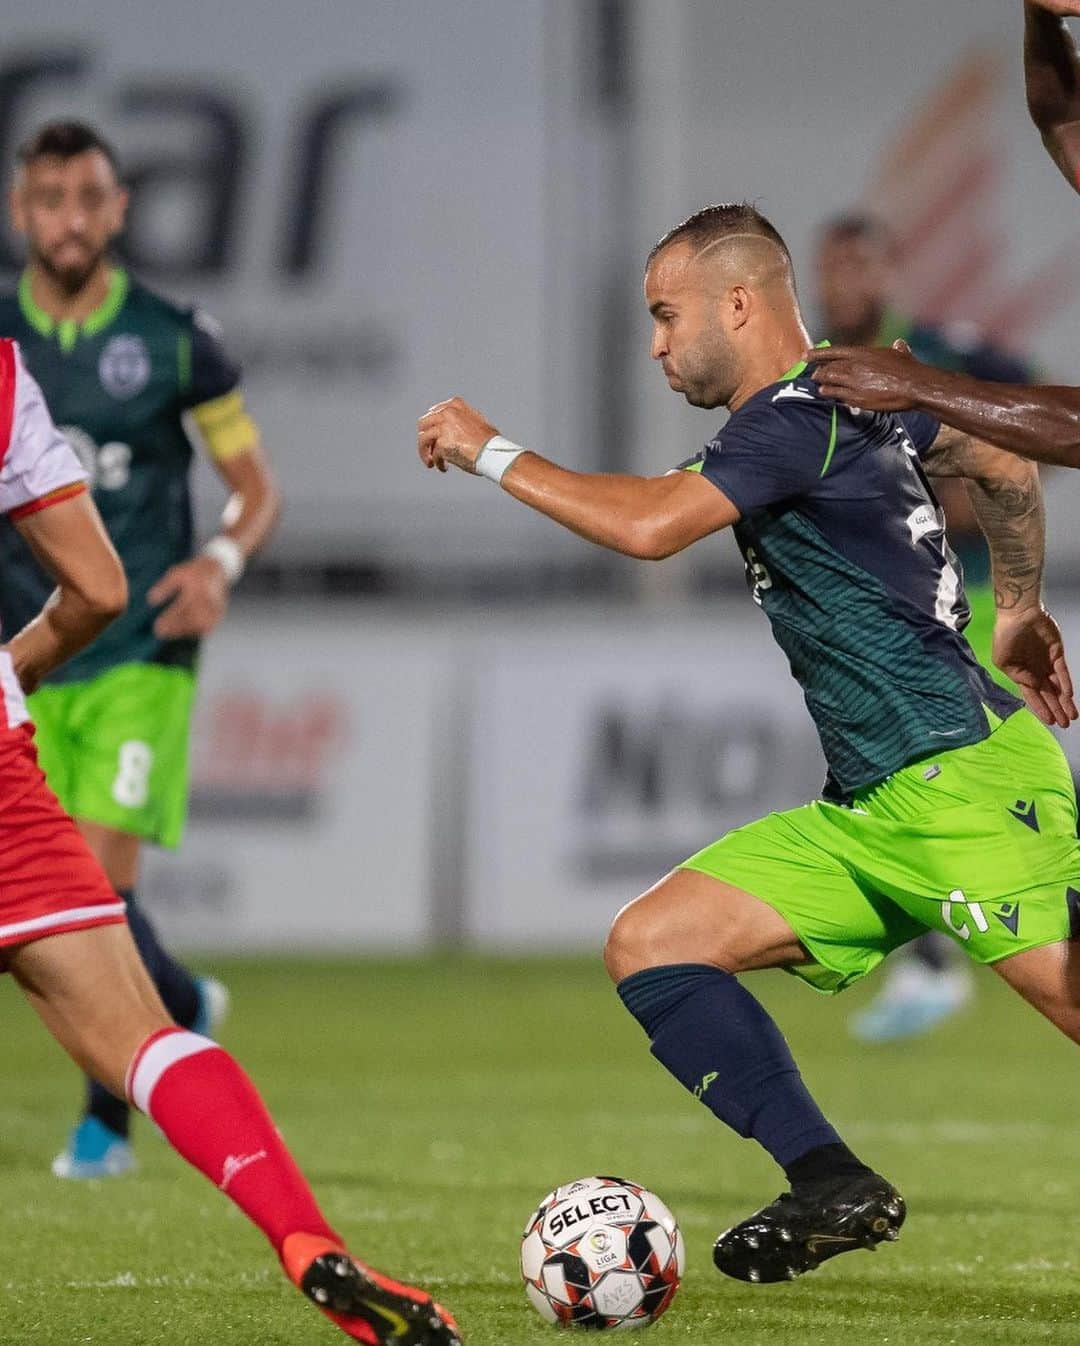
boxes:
[282,1232,462,1344]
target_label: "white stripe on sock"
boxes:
[129,1030,218,1116]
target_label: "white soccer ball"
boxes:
[520,1176,685,1330]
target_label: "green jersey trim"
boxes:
[177,330,192,393]
[779,339,831,383]
[82,268,129,335]
[819,406,839,477]
[18,267,130,353]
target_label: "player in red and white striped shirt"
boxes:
[0,339,460,1346]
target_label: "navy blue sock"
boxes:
[617,963,867,1181]
[85,888,202,1137]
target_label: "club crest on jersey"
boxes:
[99,334,151,400]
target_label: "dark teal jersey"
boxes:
[681,358,1021,798]
[0,269,240,683]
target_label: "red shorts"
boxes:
[0,724,125,958]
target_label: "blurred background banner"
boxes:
[140,611,455,950]
[462,615,824,949]
[4,0,1080,951]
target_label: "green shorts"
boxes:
[682,709,1080,993]
[28,663,197,849]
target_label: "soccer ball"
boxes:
[520,1176,685,1329]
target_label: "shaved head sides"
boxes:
[647,203,793,274]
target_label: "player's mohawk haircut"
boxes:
[647,202,791,268]
[17,120,120,174]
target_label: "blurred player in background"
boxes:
[0,120,281,1180]
[419,203,1080,1286]
[0,336,460,1346]
[816,212,1036,1042]
[812,1,1080,455]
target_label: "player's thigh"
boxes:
[604,867,808,982]
[78,818,142,892]
[63,663,197,848]
[990,939,1080,1045]
[606,806,918,993]
[8,924,170,1097]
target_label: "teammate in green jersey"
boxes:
[815,211,1037,1043]
[0,121,281,1179]
[418,202,1080,1285]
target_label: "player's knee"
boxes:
[604,899,674,983]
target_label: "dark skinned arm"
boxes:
[1025,0,1080,189]
[812,343,1080,468]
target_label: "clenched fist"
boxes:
[417,396,499,475]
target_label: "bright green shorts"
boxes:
[682,709,1080,993]
[28,663,197,849]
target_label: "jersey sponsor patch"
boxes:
[906,503,940,543]
[99,334,151,400]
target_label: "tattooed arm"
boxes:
[921,425,1076,725]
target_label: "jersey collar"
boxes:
[18,266,129,354]
[779,339,830,383]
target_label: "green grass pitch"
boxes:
[1,955,1078,1345]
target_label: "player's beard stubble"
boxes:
[32,239,107,298]
[670,326,740,410]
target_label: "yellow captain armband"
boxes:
[190,389,260,462]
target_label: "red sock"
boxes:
[127,1027,341,1256]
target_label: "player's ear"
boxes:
[109,187,131,238]
[728,284,752,331]
[9,179,27,237]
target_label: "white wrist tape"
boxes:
[202,535,246,586]
[475,434,525,485]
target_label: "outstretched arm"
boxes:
[1025,1,1080,189]
[417,396,737,559]
[812,344,1080,468]
[921,424,1075,725]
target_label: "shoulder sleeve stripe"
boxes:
[7,481,87,522]
[0,341,15,471]
[819,406,839,478]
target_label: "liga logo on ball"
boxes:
[520,1176,685,1330]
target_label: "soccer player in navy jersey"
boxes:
[419,203,1080,1283]
[812,2,1080,451]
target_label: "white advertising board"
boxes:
[140,609,453,951]
[0,1,606,568]
[462,612,826,949]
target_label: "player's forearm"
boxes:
[8,581,126,689]
[501,454,691,559]
[911,368,1080,467]
[217,445,282,560]
[964,458,1045,613]
[1026,3,1080,132]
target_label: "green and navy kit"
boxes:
[0,269,241,683]
[681,360,1020,798]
